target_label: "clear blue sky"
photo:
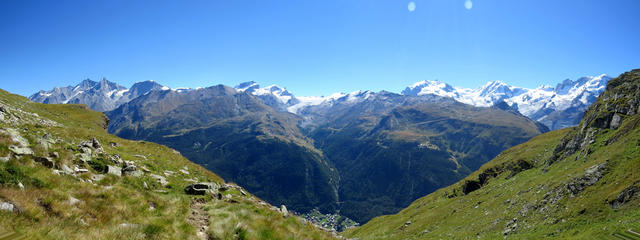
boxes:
[1,0,639,97]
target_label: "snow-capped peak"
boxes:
[402,80,458,99]
[401,74,611,129]
[235,81,260,92]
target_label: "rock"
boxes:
[133,154,147,160]
[110,154,123,164]
[33,156,54,168]
[122,165,142,177]
[566,162,607,196]
[76,152,92,163]
[106,165,122,177]
[17,182,24,190]
[143,181,149,189]
[1,128,29,147]
[79,147,92,154]
[68,196,81,205]
[74,166,90,174]
[139,165,151,172]
[124,170,143,177]
[149,174,168,187]
[79,137,103,152]
[462,180,482,195]
[404,221,412,227]
[179,169,190,175]
[37,133,55,150]
[609,181,640,208]
[610,113,622,130]
[122,164,136,172]
[163,170,175,176]
[185,182,218,195]
[61,164,74,175]
[0,155,9,162]
[0,201,16,212]
[281,205,289,217]
[49,152,59,159]
[109,142,119,147]
[91,174,105,182]
[9,146,34,155]
[123,160,135,167]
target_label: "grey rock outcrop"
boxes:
[185,182,218,195]
[609,181,640,208]
[33,156,54,168]
[1,128,34,156]
[106,165,122,176]
[79,137,104,153]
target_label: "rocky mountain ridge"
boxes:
[31,74,609,130]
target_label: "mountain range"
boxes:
[29,78,170,112]
[402,74,611,130]
[29,74,610,131]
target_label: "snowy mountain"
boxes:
[29,78,168,112]
[402,74,611,129]
[30,74,610,129]
[234,81,300,111]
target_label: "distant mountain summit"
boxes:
[234,81,300,111]
[402,74,611,129]
[29,78,168,112]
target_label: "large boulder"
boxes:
[33,156,54,168]
[185,182,218,195]
[9,146,34,156]
[0,201,19,213]
[106,165,122,177]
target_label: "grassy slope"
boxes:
[345,114,640,239]
[0,89,335,239]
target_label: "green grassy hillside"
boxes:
[345,69,640,239]
[0,89,335,239]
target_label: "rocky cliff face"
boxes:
[548,69,640,166]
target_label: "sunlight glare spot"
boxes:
[408,2,416,12]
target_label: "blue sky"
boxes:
[1,0,639,97]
